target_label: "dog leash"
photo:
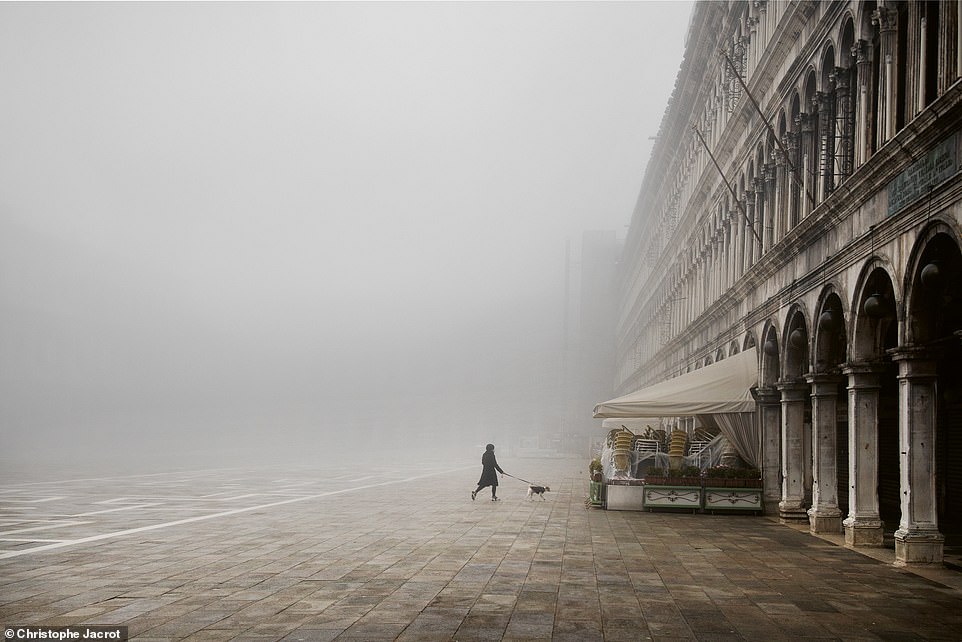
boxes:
[502,472,537,486]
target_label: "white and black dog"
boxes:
[526,485,550,500]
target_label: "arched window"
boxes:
[895,2,909,130]
[863,0,882,154]
[789,93,803,226]
[819,46,837,199]
[918,1,940,111]
[835,18,857,181]
[802,70,818,214]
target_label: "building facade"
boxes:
[616,0,962,565]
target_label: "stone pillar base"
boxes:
[763,498,780,516]
[843,517,884,547]
[895,529,944,566]
[808,507,842,533]
[779,501,808,523]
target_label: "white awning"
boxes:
[593,347,758,418]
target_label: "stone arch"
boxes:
[835,16,857,182]
[802,68,819,211]
[819,44,837,196]
[855,0,878,44]
[812,283,851,521]
[839,14,856,61]
[782,305,811,381]
[789,93,803,226]
[901,218,962,550]
[904,219,962,346]
[803,67,818,106]
[743,331,756,351]
[849,254,902,538]
[851,255,900,362]
[820,42,837,87]
[729,340,740,356]
[813,285,848,374]
[760,322,780,388]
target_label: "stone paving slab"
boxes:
[2,457,962,640]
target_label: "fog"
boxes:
[0,2,691,472]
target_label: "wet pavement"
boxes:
[2,456,962,641]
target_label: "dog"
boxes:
[526,485,550,500]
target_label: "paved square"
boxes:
[2,457,961,640]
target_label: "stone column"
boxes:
[773,148,787,240]
[754,0,768,59]
[958,0,962,82]
[744,198,755,270]
[752,177,765,259]
[852,40,871,166]
[785,131,800,227]
[764,163,776,250]
[733,208,748,281]
[890,347,944,565]
[756,386,782,515]
[722,222,731,291]
[841,363,885,546]
[729,211,739,284]
[831,66,853,180]
[817,90,835,200]
[805,374,844,533]
[777,381,809,521]
[874,7,899,144]
[798,112,814,216]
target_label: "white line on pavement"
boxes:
[0,521,93,536]
[0,466,473,560]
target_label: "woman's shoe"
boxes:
[491,496,499,501]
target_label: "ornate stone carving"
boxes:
[872,7,898,33]
[851,39,869,66]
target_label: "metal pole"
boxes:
[692,127,762,244]
[721,51,818,209]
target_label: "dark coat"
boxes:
[477,450,504,487]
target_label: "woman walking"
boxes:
[472,443,505,501]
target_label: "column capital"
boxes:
[816,90,833,111]
[841,361,888,376]
[872,7,898,33]
[754,385,781,404]
[841,362,885,389]
[852,39,870,67]
[888,345,936,362]
[776,379,809,400]
[764,162,777,183]
[830,66,850,91]
[805,373,844,395]
[888,346,938,378]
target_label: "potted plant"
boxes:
[703,466,763,513]
[641,465,702,511]
[588,457,605,506]
[643,465,702,486]
[589,457,604,482]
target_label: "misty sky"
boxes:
[0,1,692,466]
